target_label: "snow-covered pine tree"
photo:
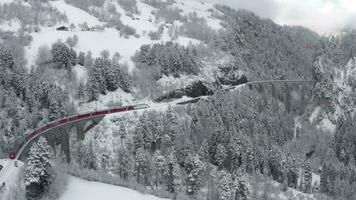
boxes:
[24,137,52,199]
[93,58,107,94]
[118,121,127,145]
[116,64,132,93]
[303,160,312,193]
[51,41,71,69]
[213,170,233,200]
[78,52,85,66]
[185,154,205,195]
[152,150,166,189]
[198,139,209,162]
[233,171,249,200]
[105,63,119,91]
[165,148,181,194]
[135,147,149,184]
[215,143,226,170]
[320,162,330,193]
[85,139,97,170]
[117,147,131,180]
[100,152,110,171]
[77,82,85,103]
[0,46,14,69]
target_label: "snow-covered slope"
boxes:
[59,176,169,200]
[50,0,102,27]
[23,0,220,69]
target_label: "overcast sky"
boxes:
[203,0,356,35]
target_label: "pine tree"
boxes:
[101,152,110,171]
[233,171,249,200]
[78,52,85,66]
[135,147,149,184]
[320,162,330,193]
[185,154,205,195]
[119,122,127,145]
[93,58,108,94]
[0,46,14,69]
[24,137,52,199]
[105,63,119,91]
[198,140,209,162]
[214,170,233,200]
[165,148,181,194]
[152,150,166,189]
[51,41,71,69]
[86,139,97,170]
[77,82,85,103]
[303,161,312,193]
[215,143,226,169]
[117,148,131,180]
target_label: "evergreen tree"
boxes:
[0,46,14,69]
[135,147,149,184]
[51,41,71,69]
[185,154,205,195]
[215,143,226,169]
[214,170,233,200]
[24,137,52,200]
[78,52,85,66]
[85,139,97,170]
[165,148,181,194]
[77,82,85,103]
[116,148,131,180]
[101,152,110,171]
[303,161,312,193]
[233,171,249,200]
[320,162,330,193]
[152,150,166,189]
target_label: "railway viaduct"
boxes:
[8,79,316,164]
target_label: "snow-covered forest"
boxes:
[1,0,356,200]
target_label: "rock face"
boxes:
[156,80,214,102]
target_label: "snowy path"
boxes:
[59,176,169,200]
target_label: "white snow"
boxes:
[59,176,169,200]
[319,118,336,133]
[73,65,88,84]
[26,26,200,69]
[309,107,320,123]
[173,0,223,30]
[0,160,23,199]
[0,0,15,5]
[50,0,102,27]
[0,19,21,33]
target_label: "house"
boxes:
[56,26,69,31]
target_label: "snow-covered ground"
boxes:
[0,19,21,33]
[24,0,217,70]
[0,160,23,199]
[50,0,102,27]
[59,176,169,200]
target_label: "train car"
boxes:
[77,113,91,120]
[59,118,68,124]
[9,152,16,159]
[92,110,109,116]
[132,104,149,110]
[109,106,130,113]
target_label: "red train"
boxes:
[10,104,149,159]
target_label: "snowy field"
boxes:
[59,176,169,200]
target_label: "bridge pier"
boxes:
[59,127,71,163]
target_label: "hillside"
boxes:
[1,0,356,200]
